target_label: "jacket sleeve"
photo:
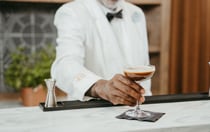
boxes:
[51,4,102,101]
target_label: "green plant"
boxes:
[4,45,55,92]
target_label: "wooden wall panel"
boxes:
[170,0,210,94]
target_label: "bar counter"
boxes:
[0,98,210,132]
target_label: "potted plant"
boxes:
[4,45,55,106]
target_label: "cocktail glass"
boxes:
[124,65,155,118]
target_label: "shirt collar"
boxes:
[97,0,123,15]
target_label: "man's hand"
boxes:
[86,74,145,106]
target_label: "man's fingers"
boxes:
[112,80,140,100]
[139,96,145,103]
[111,96,136,106]
[111,88,137,104]
[118,75,142,93]
[118,75,132,85]
[140,88,145,94]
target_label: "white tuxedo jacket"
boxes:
[51,0,151,101]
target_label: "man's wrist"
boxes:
[85,79,107,98]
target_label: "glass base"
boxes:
[125,109,151,118]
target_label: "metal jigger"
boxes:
[44,78,57,107]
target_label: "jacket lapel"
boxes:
[83,0,124,74]
[120,1,148,66]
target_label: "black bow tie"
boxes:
[106,9,123,22]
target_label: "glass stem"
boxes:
[135,99,141,112]
[135,81,142,112]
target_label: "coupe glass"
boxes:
[124,65,155,118]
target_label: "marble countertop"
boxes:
[0,100,210,132]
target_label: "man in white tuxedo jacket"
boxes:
[51,0,152,106]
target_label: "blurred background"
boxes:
[0,0,209,108]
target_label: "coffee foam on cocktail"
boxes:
[124,66,155,73]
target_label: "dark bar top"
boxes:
[40,92,210,112]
